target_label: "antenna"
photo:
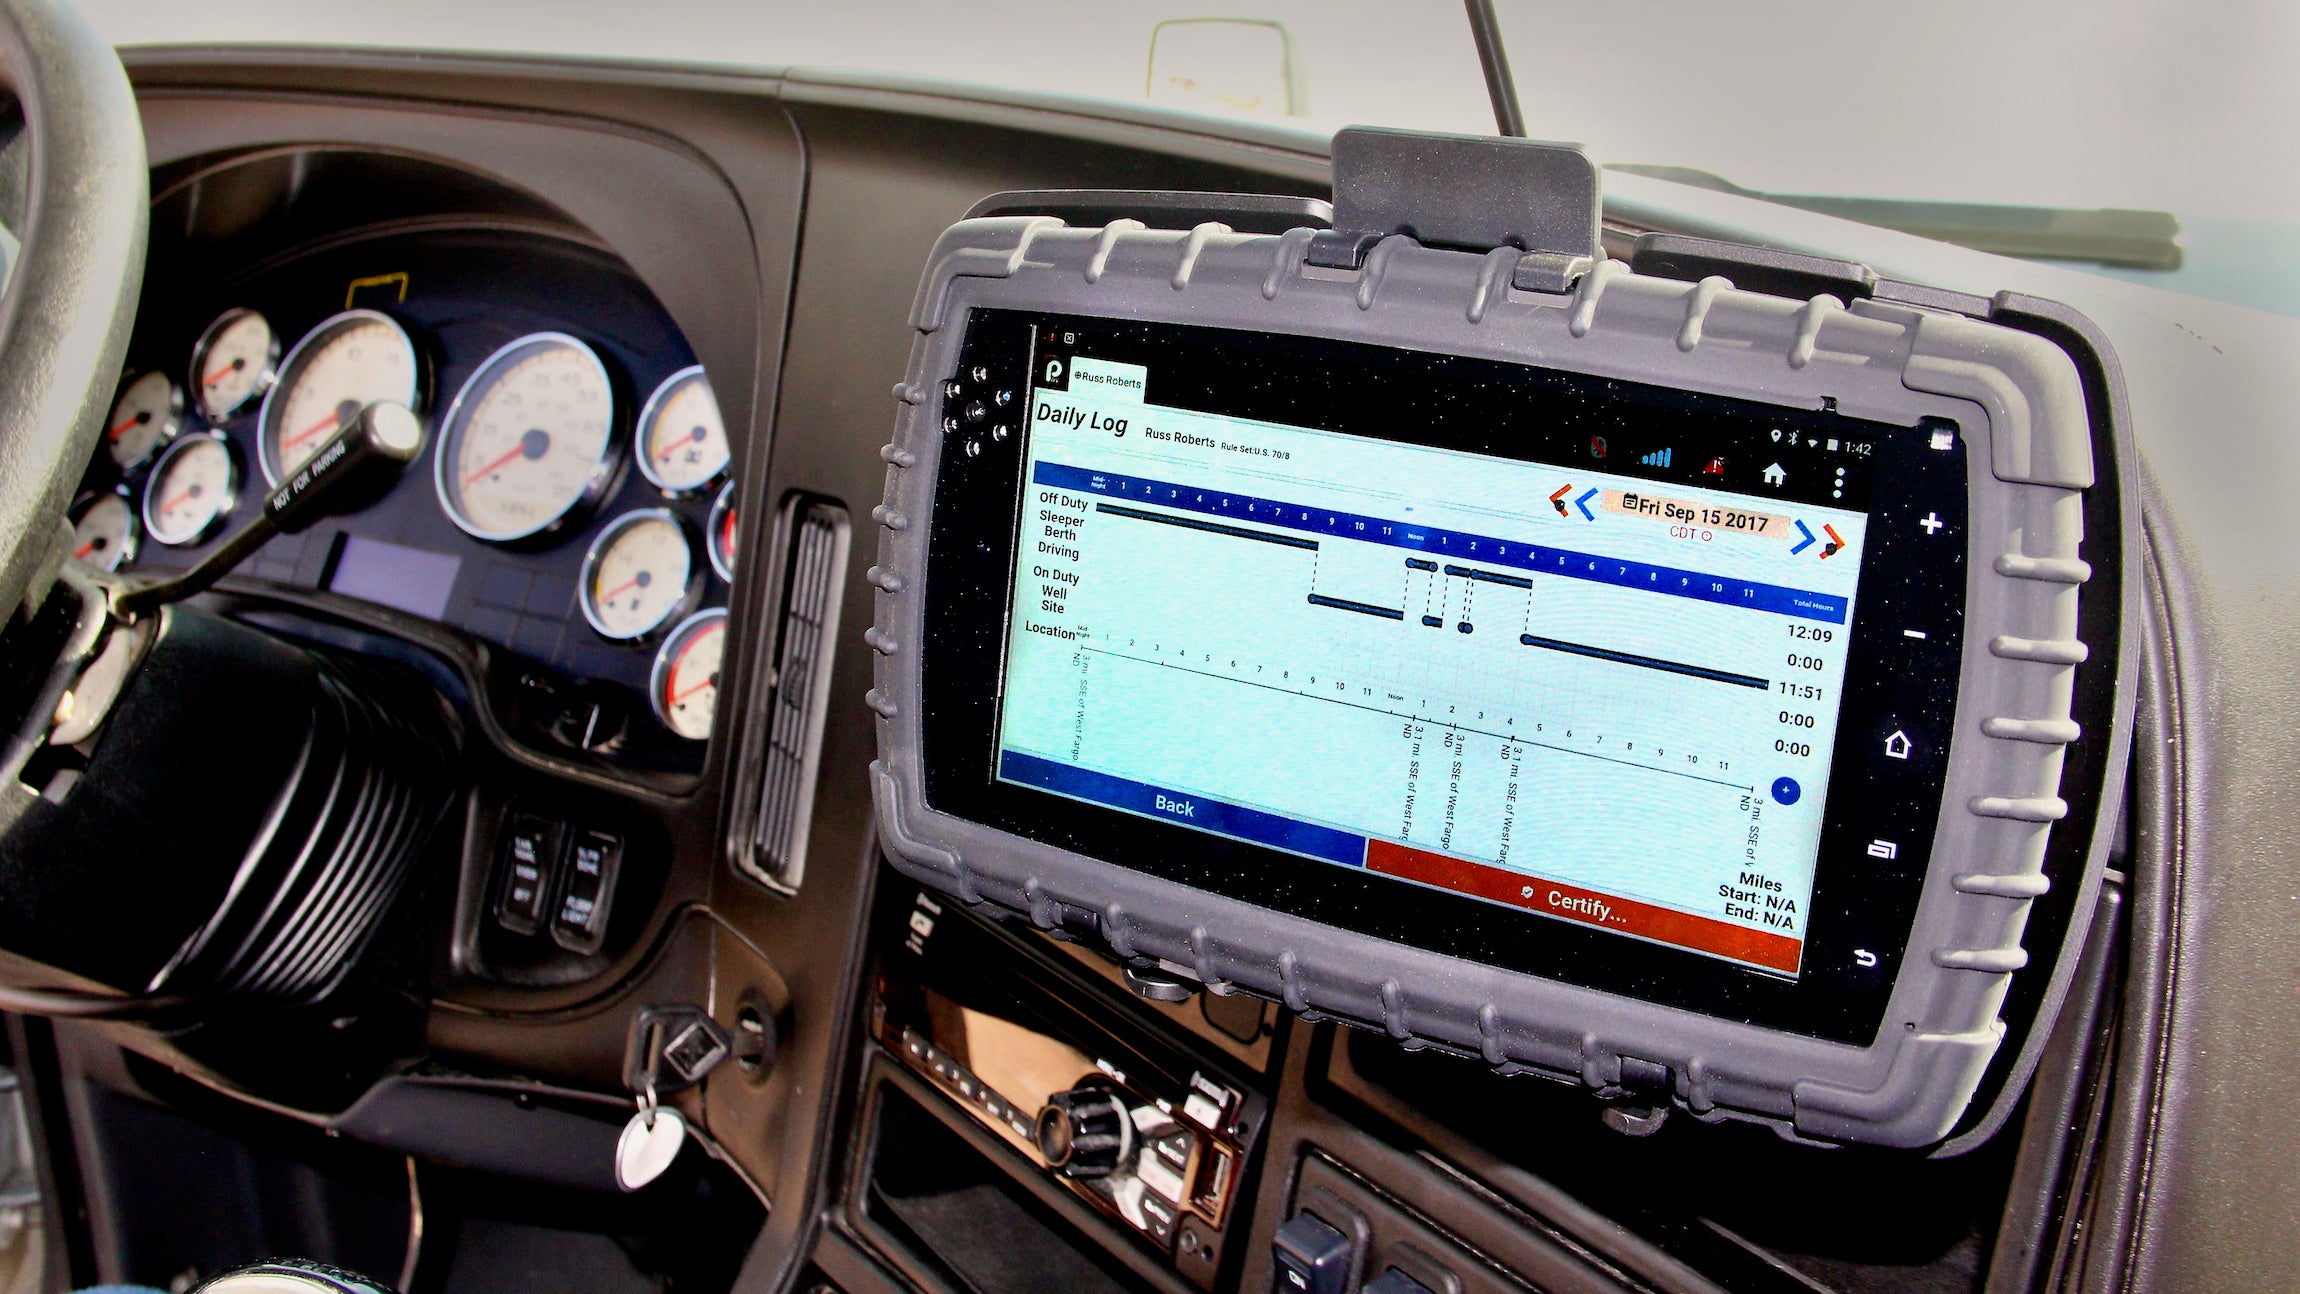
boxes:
[1463,0,1527,137]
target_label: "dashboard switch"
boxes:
[494,813,564,935]
[550,829,623,954]
[1363,1270,1435,1294]
[1271,1212,1352,1294]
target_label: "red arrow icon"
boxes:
[1820,524,1845,558]
[1549,484,1572,517]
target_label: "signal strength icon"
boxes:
[1639,447,1672,468]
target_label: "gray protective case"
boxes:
[866,214,2124,1148]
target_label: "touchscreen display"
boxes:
[992,332,1879,976]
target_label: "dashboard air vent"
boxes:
[734,493,849,893]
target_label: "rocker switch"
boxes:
[494,813,564,936]
[550,829,623,955]
[1271,1212,1353,1294]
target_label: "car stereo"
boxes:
[866,134,2128,1148]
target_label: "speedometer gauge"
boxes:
[105,371,181,469]
[580,509,699,641]
[189,307,278,421]
[143,432,239,547]
[70,492,138,571]
[260,309,421,484]
[651,608,726,741]
[635,366,728,493]
[435,333,617,543]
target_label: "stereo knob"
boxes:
[1034,1085,1135,1179]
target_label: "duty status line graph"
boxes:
[997,356,1871,972]
[1033,460,1850,626]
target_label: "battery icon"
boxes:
[1826,438,1839,451]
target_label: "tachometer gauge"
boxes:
[143,432,239,546]
[435,333,617,543]
[580,509,699,641]
[651,607,726,741]
[635,366,728,493]
[189,307,278,421]
[260,309,421,484]
[706,481,737,582]
[105,371,181,469]
[69,492,138,571]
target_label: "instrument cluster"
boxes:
[78,229,744,772]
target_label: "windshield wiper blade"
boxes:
[1609,164,2182,270]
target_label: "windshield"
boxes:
[86,0,2300,314]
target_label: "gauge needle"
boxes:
[106,413,144,440]
[670,673,715,704]
[202,359,241,387]
[600,575,643,602]
[280,410,340,453]
[159,489,195,515]
[463,444,528,486]
[462,428,555,487]
[464,429,554,486]
[73,541,96,559]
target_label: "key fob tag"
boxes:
[615,1104,686,1191]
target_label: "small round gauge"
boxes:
[143,432,239,547]
[706,481,737,582]
[580,509,699,641]
[651,607,727,741]
[105,371,181,469]
[189,307,279,421]
[259,309,421,484]
[435,333,617,543]
[69,492,138,571]
[635,366,728,494]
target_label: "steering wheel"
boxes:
[0,0,146,625]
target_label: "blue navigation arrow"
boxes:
[1790,519,1816,555]
[1574,488,1599,521]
